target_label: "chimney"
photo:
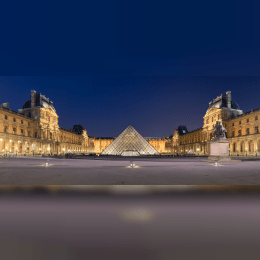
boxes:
[31,90,36,108]
[226,91,231,109]
[2,102,9,109]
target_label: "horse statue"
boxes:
[213,121,227,139]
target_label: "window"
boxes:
[42,113,44,119]
[21,129,24,134]
[238,130,241,136]
[233,143,236,152]
[212,117,213,122]
[54,118,56,124]
[232,131,235,137]
[28,131,30,137]
[35,132,38,138]
[5,115,7,120]
[232,123,234,126]
[5,126,8,133]
[29,113,31,117]
[247,118,249,122]
[35,112,38,119]
[239,121,241,125]
[255,126,259,134]
[13,118,16,122]
[246,128,249,135]
[256,116,258,120]
[13,128,17,134]
[240,143,243,152]
[35,123,37,127]
[21,120,23,124]
[28,122,30,126]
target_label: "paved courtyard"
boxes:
[1,156,260,185]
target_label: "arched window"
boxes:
[233,143,236,152]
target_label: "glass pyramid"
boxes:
[101,125,160,156]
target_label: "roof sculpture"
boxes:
[101,125,160,156]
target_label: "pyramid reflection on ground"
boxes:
[101,125,160,156]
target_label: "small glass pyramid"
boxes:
[101,125,160,156]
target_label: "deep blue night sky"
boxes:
[0,1,259,137]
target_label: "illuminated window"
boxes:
[238,130,241,136]
[255,126,259,134]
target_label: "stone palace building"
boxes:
[0,90,260,156]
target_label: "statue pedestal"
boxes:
[210,138,230,157]
[202,138,241,163]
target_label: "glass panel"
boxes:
[101,125,160,156]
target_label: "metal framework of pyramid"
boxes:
[101,125,160,156]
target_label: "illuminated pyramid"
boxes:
[101,125,160,156]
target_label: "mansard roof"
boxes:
[206,94,240,114]
[22,93,56,112]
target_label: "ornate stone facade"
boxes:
[1,90,260,156]
[0,90,88,156]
